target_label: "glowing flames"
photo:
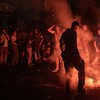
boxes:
[48,24,100,89]
[77,26,100,88]
[47,0,100,89]
[66,65,100,90]
[86,77,100,88]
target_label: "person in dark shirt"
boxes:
[60,21,85,94]
[11,30,19,66]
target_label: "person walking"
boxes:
[60,21,85,94]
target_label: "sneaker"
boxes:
[52,68,59,73]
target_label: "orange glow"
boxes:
[86,77,100,88]
[77,26,100,88]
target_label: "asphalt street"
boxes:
[0,60,100,100]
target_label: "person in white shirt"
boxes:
[47,24,64,72]
[1,29,10,65]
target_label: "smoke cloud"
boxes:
[71,0,100,34]
[47,0,100,89]
[47,0,76,28]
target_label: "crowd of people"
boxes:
[0,26,55,67]
[1,20,100,95]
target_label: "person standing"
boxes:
[0,32,5,65]
[33,28,44,61]
[47,24,64,72]
[26,31,34,66]
[60,21,85,94]
[11,30,19,66]
[1,29,10,65]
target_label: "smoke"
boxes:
[47,0,100,90]
[46,0,100,30]
[77,26,100,88]
[68,25,100,90]
[71,0,100,34]
[47,0,77,28]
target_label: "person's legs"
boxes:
[11,45,16,66]
[64,61,71,93]
[0,47,3,65]
[3,47,8,64]
[27,47,32,65]
[12,45,19,66]
[52,57,59,72]
[74,59,85,93]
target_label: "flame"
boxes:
[46,0,100,89]
[77,26,100,88]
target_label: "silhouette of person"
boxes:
[60,21,85,94]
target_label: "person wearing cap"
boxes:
[60,21,85,94]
